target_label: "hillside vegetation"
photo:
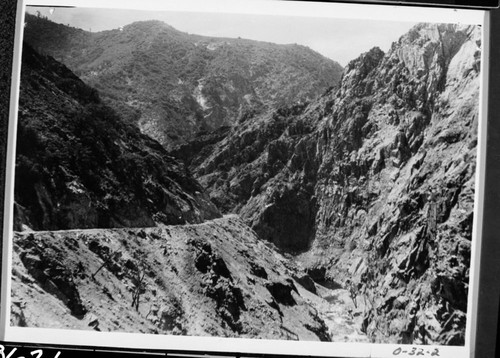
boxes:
[24,14,343,148]
[16,44,219,231]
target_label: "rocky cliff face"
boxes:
[24,14,343,149]
[193,100,321,253]
[189,23,481,345]
[312,23,479,346]
[15,44,220,231]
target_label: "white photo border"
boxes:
[0,1,489,358]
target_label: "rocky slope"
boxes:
[189,23,481,345]
[24,14,343,148]
[15,43,220,231]
[11,216,333,340]
[12,43,368,343]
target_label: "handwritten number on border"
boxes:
[31,350,43,358]
[0,346,61,358]
[393,346,440,357]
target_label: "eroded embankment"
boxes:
[11,215,366,341]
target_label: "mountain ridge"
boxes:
[24,13,343,148]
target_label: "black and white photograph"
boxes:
[1,0,487,356]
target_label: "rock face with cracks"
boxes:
[188,23,481,345]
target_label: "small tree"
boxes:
[131,265,147,311]
[346,279,358,309]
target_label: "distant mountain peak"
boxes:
[123,19,180,33]
[24,14,343,149]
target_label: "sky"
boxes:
[27,6,418,66]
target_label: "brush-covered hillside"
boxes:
[24,14,343,148]
[15,44,220,231]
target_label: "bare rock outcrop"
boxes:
[311,24,479,345]
[189,23,480,345]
